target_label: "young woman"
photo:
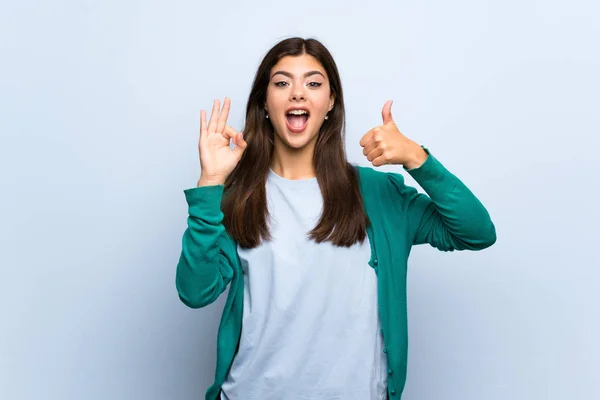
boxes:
[176,37,496,400]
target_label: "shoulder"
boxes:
[352,164,422,215]
[353,164,409,192]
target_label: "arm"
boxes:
[175,184,234,308]
[389,148,497,251]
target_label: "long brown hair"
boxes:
[222,37,369,249]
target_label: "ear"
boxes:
[328,94,335,112]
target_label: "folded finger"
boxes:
[362,140,378,156]
[359,129,375,147]
[367,147,384,162]
[222,125,240,141]
[371,153,388,167]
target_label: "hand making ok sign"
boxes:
[197,97,247,186]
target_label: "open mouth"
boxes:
[285,109,310,133]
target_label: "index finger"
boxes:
[359,130,374,147]
[216,97,231,134]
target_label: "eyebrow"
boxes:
[270,70,326,80]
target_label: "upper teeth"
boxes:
[288,109,308,115]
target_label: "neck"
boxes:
[271,138,316,180]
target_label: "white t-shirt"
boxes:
[220,169,387,400]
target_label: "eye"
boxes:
[308,82,322,88]
[274,81,289,87]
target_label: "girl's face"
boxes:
[265,54,335,153]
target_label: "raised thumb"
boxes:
[382,100,394,124]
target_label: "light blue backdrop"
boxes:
[1,0,598,399]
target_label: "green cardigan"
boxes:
[176,149,496,399]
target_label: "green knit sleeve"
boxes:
[175,184,235,308]
[388,149,497,251]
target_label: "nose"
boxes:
[290,85,306,102]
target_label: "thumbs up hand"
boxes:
[359,100,428,169]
